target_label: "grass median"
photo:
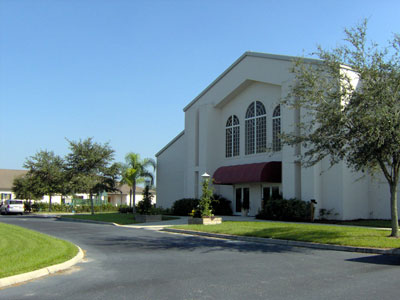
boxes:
[60,213,178,225]
[0,222,78,278]
[172,221,400,249]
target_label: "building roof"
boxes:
[182,51,321,112]
[108,184,156,195]
[155,130,185,157]
[0,169,28,190]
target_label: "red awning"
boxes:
[212,162,281,185]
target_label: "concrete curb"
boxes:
[162,228,400,256]
[0,246,84,289]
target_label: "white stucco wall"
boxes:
[156,132,186,208]
[156,52,400,220]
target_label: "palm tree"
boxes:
[121,152,156,210]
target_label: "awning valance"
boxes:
[212,162,282,185]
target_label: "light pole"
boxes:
[201,172,210,180]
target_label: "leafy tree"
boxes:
[21,150,66,211]
[65,138,119,215]
[284,20,400,236]
[12,174,42,201]
[120,152,156,211]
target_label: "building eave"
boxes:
[155,130,185,157]
[182,51,322,112]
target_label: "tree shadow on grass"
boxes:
[238,226,346,242]
[346,254,400,266]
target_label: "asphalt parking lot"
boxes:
[1,216,400,300]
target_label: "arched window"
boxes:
[245,101,266,155]
[272,105,281,152]
[226,115,240,157]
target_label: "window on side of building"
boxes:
[225,115,240,157]
[272,105,281,152]
[245,101,267,155]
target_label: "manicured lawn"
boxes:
[0,222,78,278]
[173,221,400,249]
[60,213,178,225]
[334,219,393,228]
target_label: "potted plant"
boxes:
[135,186,162,223]
[188,173,222,225]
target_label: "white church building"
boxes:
[156,52,394,220]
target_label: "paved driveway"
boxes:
[1,216,400,300]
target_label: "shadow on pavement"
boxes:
[90,232,314,255]
[346,254,400,265]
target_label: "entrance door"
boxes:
[243,188,250,211]
[235,188,242,213]
[235,187,250,214]
[262,187,271,209]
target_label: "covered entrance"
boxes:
[213,162,282,216]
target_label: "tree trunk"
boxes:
[49,195,52,212]
[129,189,132,207]
[132,181,136,213]
[389,183,399,237]
[90,193,94,215]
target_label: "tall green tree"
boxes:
[120,152,156,210]
[65,138,119,215]
[283,20,400,237]
[12,174,43,201]
[22,150,66,211]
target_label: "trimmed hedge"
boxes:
[211,194,233,216]
[171,195,233,216]
[26,201,119,213]
[256,198,311,222]
[172,198,199,216]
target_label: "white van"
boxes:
[0,199,24,215]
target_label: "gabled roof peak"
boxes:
[183,51,320,112]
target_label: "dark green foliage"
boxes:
[120,152,156,208]
[211,194,233,216]
[284,20,400,236]
[18,150,66,211]
[256,198,311,222]
[172,198,199,216]
[118,205,134,214]
[65,138,119,215]
[29,202,118,213]
[13,175,42,201]
[136,186,155,215]
[24,201,32,213]
[197,177,213,217]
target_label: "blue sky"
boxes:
[1,0,399,170]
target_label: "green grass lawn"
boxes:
[173,221,400,249]
[333,219,393,228]
[0,222,78,278]
[60,213,178,225]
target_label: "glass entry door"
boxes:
[235,188,242,213]
[235,187,250,214]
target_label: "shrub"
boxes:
[31,202,49,212]
[136,186,154,215]
[256,198,311,222]
[118,205,134,214]
[211,194,233,216]
[172,198,199,216]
